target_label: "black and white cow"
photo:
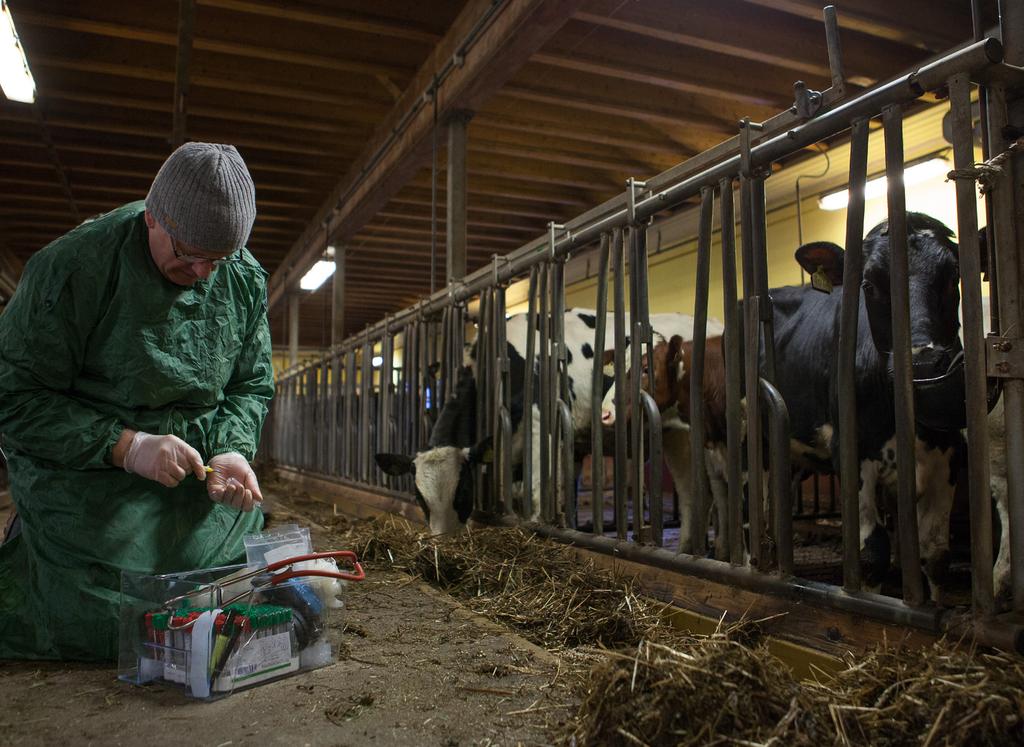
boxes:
[376,309,618,534]
[773,213,966,601]
[375,309,705,534]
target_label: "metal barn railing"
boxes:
[266,6,1024,650]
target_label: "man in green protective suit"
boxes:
[0,142,274,660]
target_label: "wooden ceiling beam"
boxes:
[406,176,590,209]
[738,0,962,52]
[42,89,363,138]
[15,10,412,79]
[267,0,588,311]
[358,224,522,245]
[374,210,538,234]
[197,0,441,45]
[534,50,790,109]
[33,56,392,119]
[0,109,354,159]
[388,195,555,222]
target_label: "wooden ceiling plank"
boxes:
[738,0,961,52]
[197,0,441,45]
[15,11,411,79]
[267,0,588,310]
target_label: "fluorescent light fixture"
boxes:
[0,2,35,104]
[371,355,383,367]
[818,158,949,211]
[299,260,335,291]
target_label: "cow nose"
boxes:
[911,346,952,380]
[602,409,614,426]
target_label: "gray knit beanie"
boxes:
[145,142,256,254]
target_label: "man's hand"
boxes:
[207,452,262,512]
[122,431,206,487]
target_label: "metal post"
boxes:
[985,80,1024,611]
[477,289,492,513]
[360,339,373,484]
[688,186,714,555]
[823,4,845,96]
[838,117,870,592]
[288,293,300,367]
[883,103,925,607]
[949,72,995,614]
[331,249,346,347]
[538,265,552,523]
[522,266,539,520]
[611,228,629,541]
[447,111,471,285]
[761,379,793,576]
[591,233,611,536]
[719,177,744,565]
[551,250,569,525]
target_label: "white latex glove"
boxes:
[207,452,262,512]
[123,432,206,488]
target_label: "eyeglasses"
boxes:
[171,236,242,266]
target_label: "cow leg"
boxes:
[662,428,696,553]
[858,459,889,592]
[706,446,730,559]
[529,404,543,522]
[914,440,956,604]
[993,476,1012,604]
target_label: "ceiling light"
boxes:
[818,158,949,211]
[372,355,383,367]
[0,2,35,104]
[299,260,335,291]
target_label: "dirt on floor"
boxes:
[0,487,579,747]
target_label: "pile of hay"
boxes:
[341,514,666,650]
[572,630,1024,746]
[340,515,1024,746]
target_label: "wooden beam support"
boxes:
[14,11,412,80]
[331,248,346,347]
[447,109,470,284]
[171,0,196,147]
[267,0,585,311]
[197,0,441,45]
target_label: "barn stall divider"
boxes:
[266,9,1024,652]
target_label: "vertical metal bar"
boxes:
[475,292,488,512]
[558,400,575,527]
[883,102,925,607]
[331,354,341,476]
[639,391,664,546]
[320,360,329,473]
[744,295,764,568]
[611,228,629,540]
[551,256,568,525]
[720,177,744,565]
[381,328,395,461]
[538,265,552,523]
[839,116,870,592]
[986,82,1024,611]
[591,233,611,536]
[761,379,793,576]
[360,340,373,484]
[522,267,539,520]
[493,286,510,514]
[688,186,714,555]
[950,72,995,614]
[823,4,845,95]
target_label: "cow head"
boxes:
[600,335,678,426]
[374,366,491,534]
[796,213,962,378]
[375,439,492,535]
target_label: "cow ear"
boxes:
[465,436,494,465]
[795,241,845,287]
[375,453,415,476]
[665,335,684,378]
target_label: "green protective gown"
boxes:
[0,201,273,661]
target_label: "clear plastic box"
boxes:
[118,549,363,699]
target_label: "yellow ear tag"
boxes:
[810,265,833,294]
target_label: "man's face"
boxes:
[145,211,231,286]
